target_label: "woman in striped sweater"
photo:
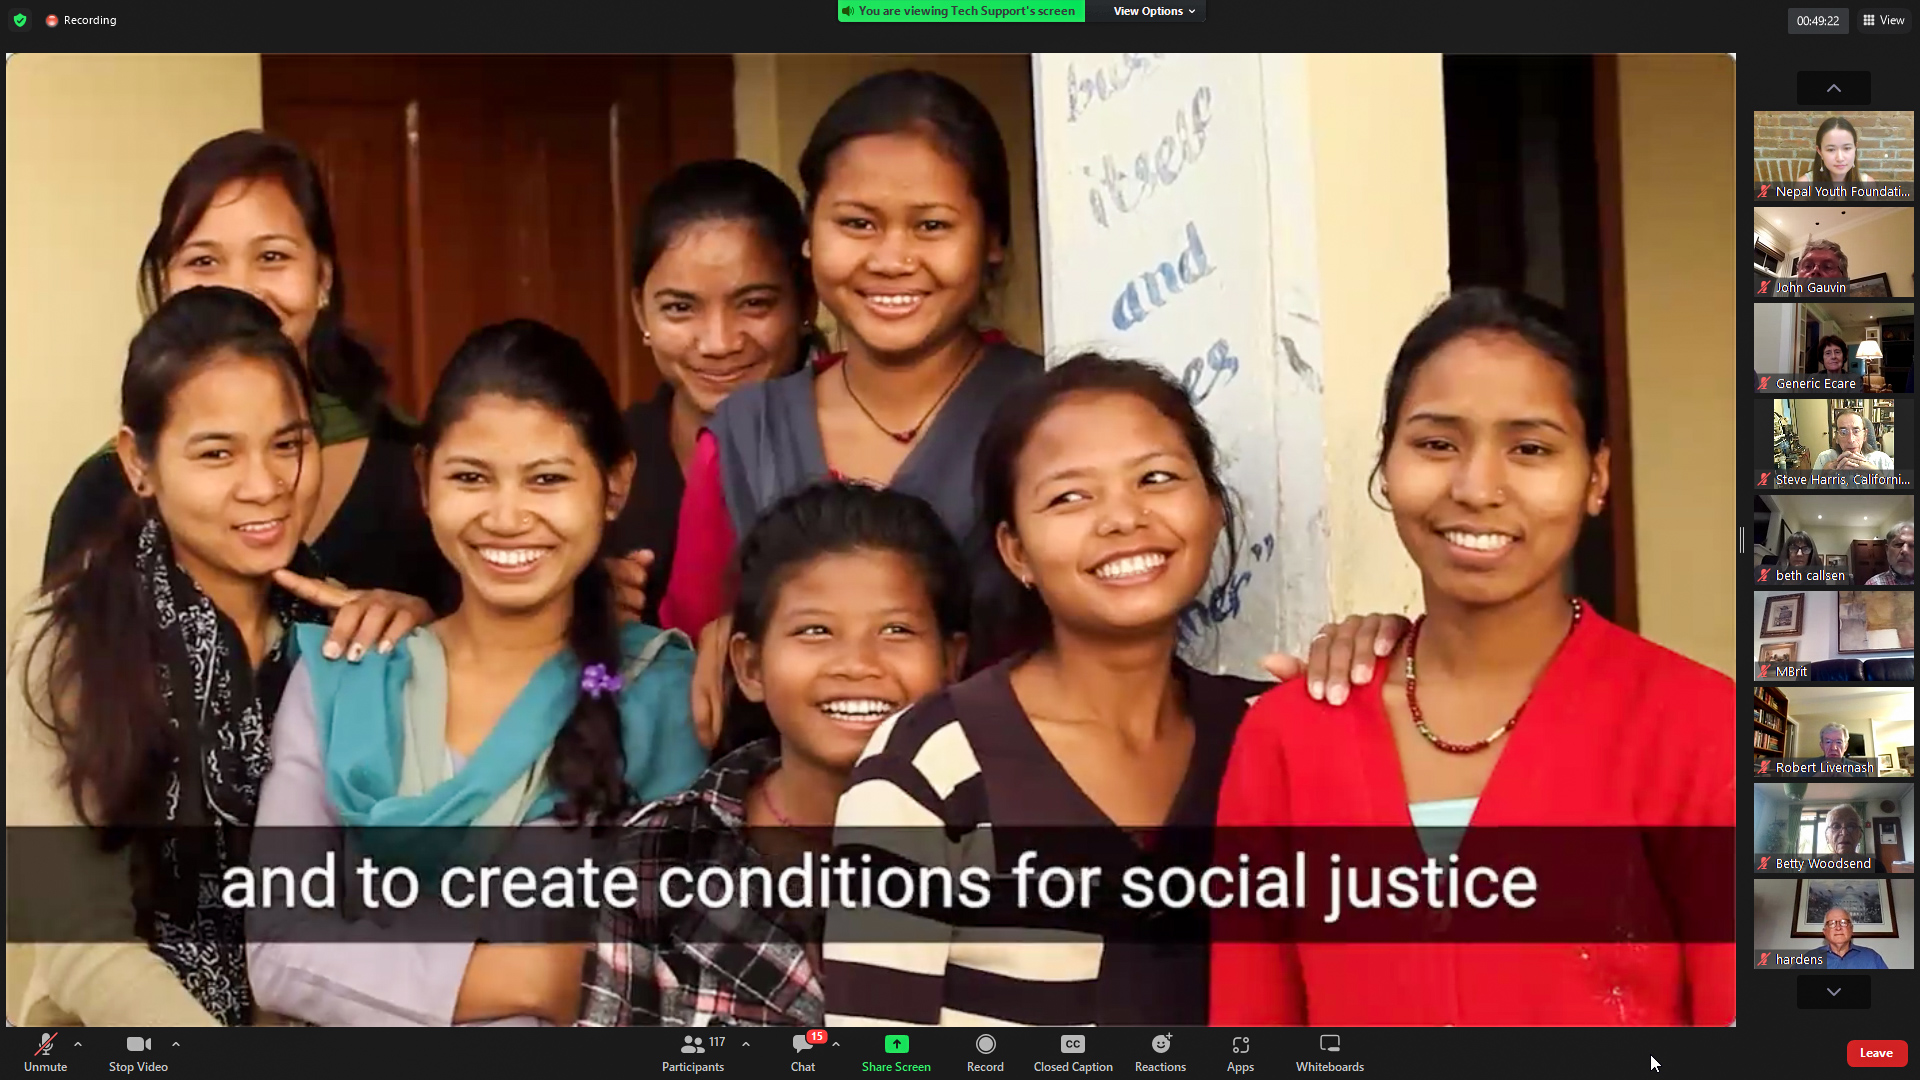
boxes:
[822,354,1270,1028]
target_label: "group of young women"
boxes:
[7,67,1733,1031]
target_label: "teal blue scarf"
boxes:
[295,621,706,831]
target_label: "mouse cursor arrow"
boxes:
[1650,1057,1661,1072]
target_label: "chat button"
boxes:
[793,1029,828,1052]
[1060,1034,1087,1054]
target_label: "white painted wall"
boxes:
[5,54,264,626]
[1030,54,1446,674]
[1754,302,1796,375]
[1032,53,1325,674]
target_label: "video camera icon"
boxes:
[125,1038,152,1052]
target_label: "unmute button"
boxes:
[1087,0,1206,20]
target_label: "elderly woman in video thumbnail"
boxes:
[1213,288,1735,1027]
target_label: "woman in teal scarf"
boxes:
[247,320,707,1027]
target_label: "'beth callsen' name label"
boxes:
[1760,568,1850,585]
[1760,471,1912,490]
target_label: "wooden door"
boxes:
[1851,539,1889,583]
[262,56,736,416]
[1872,816,1902,869]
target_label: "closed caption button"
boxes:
[1848,1040,1908,1067]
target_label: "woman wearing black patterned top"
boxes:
[8,289,424,1027]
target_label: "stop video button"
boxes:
[1847,1040,1908,1067]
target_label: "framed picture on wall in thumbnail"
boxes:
[1838,590,1918,654]
[1792,879,1899,938]
[1761,593,1806,638]
[1848,273,1892,298]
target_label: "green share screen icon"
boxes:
[886,1034,911,1054]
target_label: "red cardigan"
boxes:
[1211,608,1736,1027]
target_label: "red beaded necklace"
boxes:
[1403,598,1582,754]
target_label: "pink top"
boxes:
[658,431,734,635]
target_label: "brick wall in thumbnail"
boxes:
[1752,111,1914,182]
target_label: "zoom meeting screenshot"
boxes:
[3,2,1916,1078]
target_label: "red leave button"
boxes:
[1848,1040,1908,1067]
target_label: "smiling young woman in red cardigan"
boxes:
[1212,289,1736,1027]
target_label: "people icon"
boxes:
[681,1035,706,1054]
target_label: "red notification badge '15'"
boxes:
[806,1030,829,1046]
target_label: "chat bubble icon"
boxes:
[792,1033,812,1052]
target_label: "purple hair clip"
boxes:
[580,663,624,700]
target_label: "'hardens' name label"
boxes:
[1754,950,1827,968]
